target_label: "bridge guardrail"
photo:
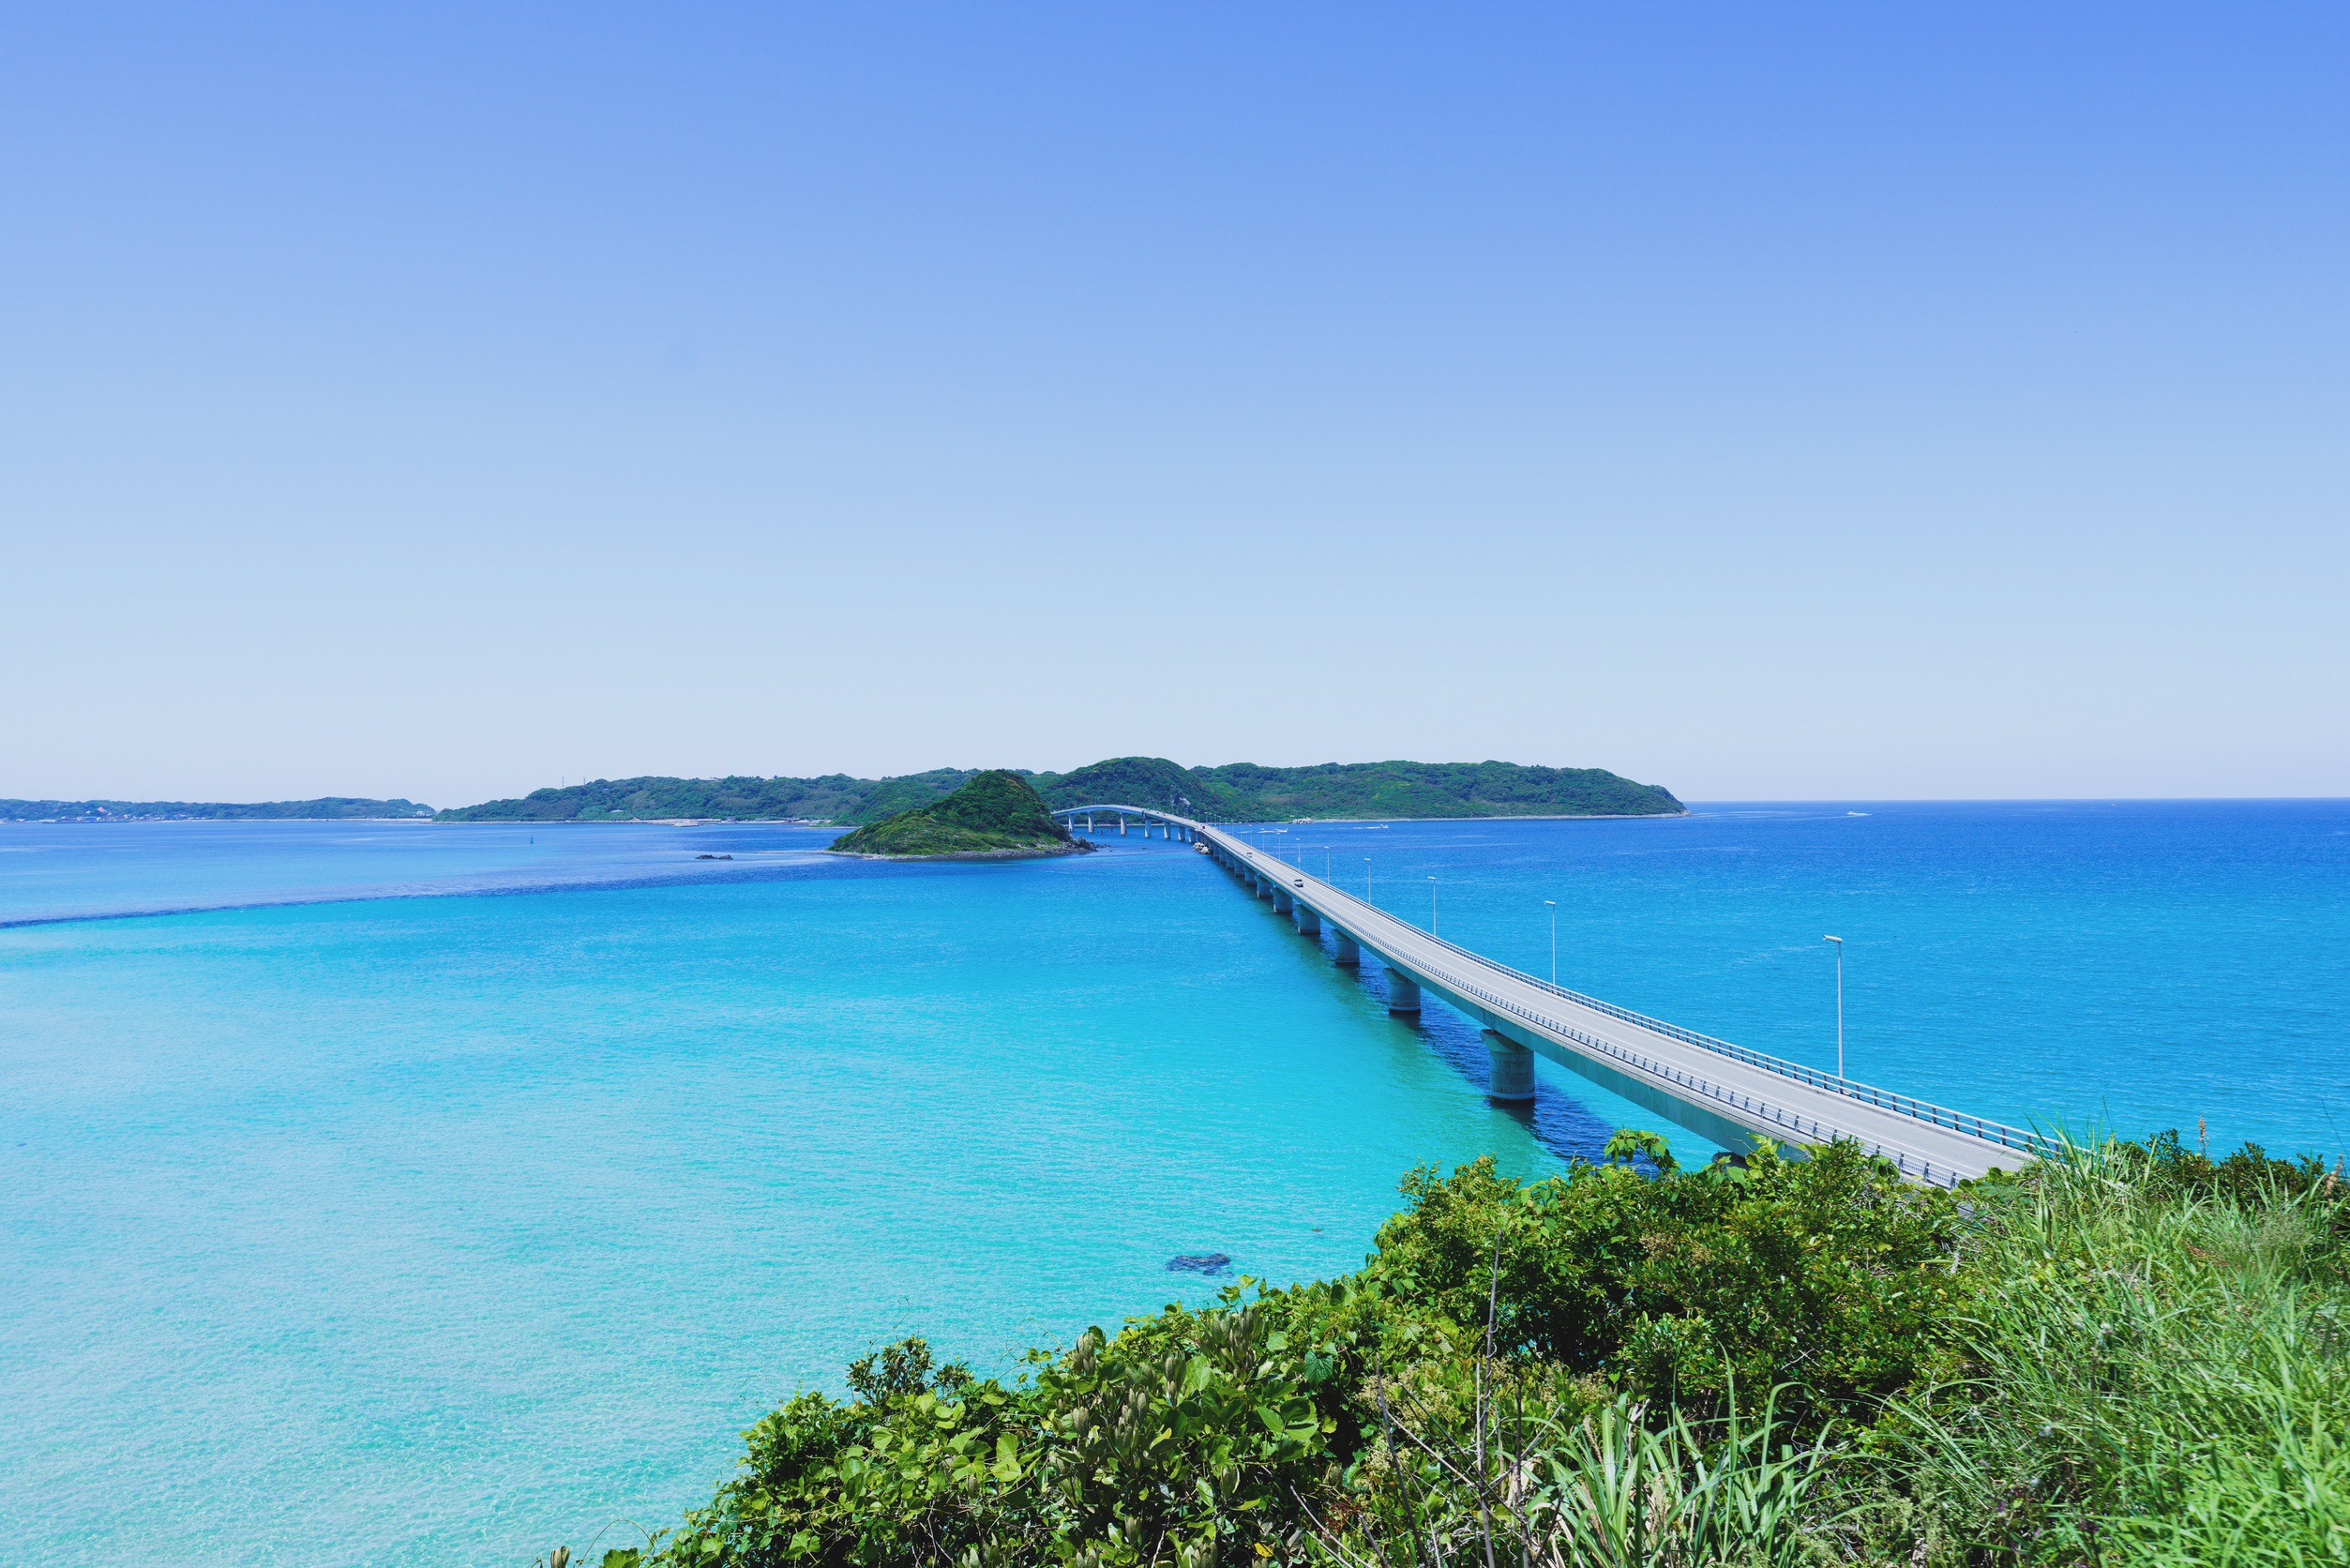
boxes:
[1214,830,2054,1167]
[1429,963,1970,1187]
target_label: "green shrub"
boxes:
[656,1291,1360,1566]
[1367,1138,1964,1423]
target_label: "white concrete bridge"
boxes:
[1055,803,2045,1186]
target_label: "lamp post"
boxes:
[1823,935,1845,1079]
[1428,877,1439,935]
[1544,899,1558,986]
[1365,859,1374,906]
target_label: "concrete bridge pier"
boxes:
[1272,887,1294,913]
[1484,1032,1537,1102]
[1384,968,1423,1014]
[1333,931,1361,967]
[1254,875,1273,900]
[1294,905,1321,935]
[1119,816,1127,836]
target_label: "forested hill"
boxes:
[433,772,977,825]
[437,759,1681,823]
[1,797,434,822]
[1047,758,1684,822]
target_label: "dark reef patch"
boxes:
[1166,1253,1232,1274]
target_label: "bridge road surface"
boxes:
[1060,806,2041,1186]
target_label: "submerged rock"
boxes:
[1166,1253,1232,1274]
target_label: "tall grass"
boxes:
[1882,1139,2350,1564]
[1529,1397,1834,1568]
[1314,1391,1836,1568]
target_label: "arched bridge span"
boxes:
[1052,804,1199,842]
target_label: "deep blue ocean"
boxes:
[3,802,2344,1565]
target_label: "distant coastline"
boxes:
[1234,811,1690,824]
[4,760,1691,828]
[437,757,1687,826]
[0,797,434,824]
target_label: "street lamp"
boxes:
[1428,876,1439,935]
[1823,935,1845,1079]
[1365,859,1374,905]
[1544,899,1558,986]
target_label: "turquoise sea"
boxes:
[4,802,2345,1565]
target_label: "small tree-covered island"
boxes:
[826,771,1088,860]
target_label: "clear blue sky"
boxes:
[4,5,2342,807]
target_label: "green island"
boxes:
[826,771,1086,860]
[552,1131,2346,1568]
[437,758,1683,824]
[0,796,434,822]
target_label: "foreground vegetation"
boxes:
[828,771,1083,858]
[552,1130,2346,1568]
[440,758,1683,824]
